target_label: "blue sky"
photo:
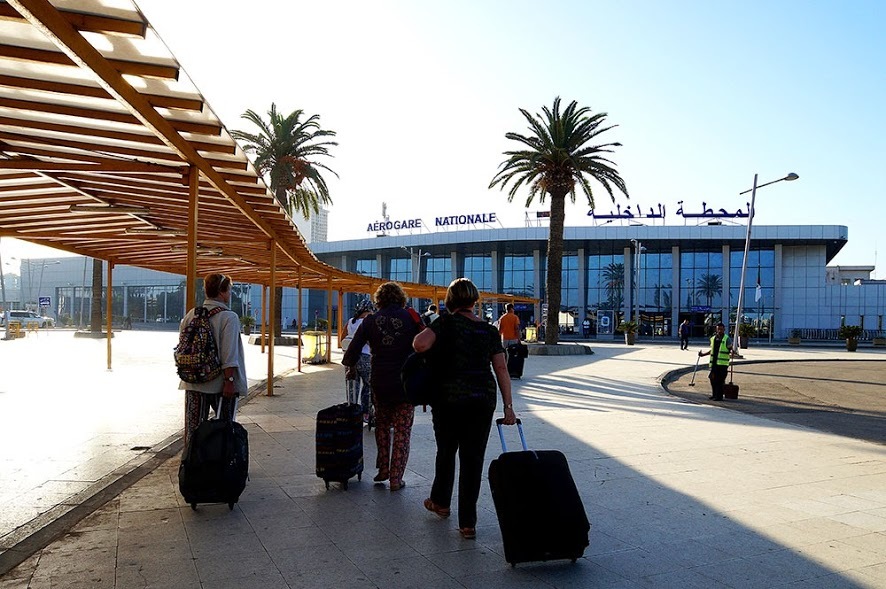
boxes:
[6,1,884,275]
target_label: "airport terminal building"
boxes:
[9,211,886,341]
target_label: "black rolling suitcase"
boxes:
[179,399,249,511]
[506,342,528,379]
[488,419,590,566]
[316,402,364,489]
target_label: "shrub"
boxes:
[838,325,862,339]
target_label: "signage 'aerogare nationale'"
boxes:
[366,212,498,233]
[366,219,423,232]
[435,213,497,227]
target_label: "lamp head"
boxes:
[785,173,799,181]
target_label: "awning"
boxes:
[0,0,535,305]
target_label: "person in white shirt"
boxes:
[345,301,373,422]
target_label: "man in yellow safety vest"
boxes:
[698,322,733,401]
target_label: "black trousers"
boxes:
[709,365,728,399]
[429,401,494,529]
[680,335,690,349]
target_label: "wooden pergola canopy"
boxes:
[0,0,534,306]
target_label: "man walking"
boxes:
[178,273,247,446]
[698,322,733,401]
[497,303,521,348]
[679,319,691,350]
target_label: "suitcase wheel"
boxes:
[357,473,362,481]
[324,479,330,490]
[228,503,235,511]
[190,503,197,511]
[342,480,349,491]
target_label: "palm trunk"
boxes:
[90,258,102,332]
[274,286,283,337]
[544,193,566,345]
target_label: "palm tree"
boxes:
[695,273,722,307]
[490,98,628,344]
[602,262,625,310]
[232,104,338,336]
[653,283,672,308]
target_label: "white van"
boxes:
[2,310,54,328]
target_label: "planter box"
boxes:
[873,338,886,347]
[788,337,801,345]
[846,338,858,352]
[624,333,636,345]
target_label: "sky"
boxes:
[3,0,884,275]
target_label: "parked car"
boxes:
[1,310,54,328]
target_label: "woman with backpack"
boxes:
[176,273,246,447]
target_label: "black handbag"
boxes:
[401,351,437,406]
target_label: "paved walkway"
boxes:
[2,340,886,588]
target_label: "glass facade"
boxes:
[425,256,451,287]
[463,255,492,292]
[638,251,673,336]
[586,249,626,335]
[389,257,410,282]
[730,248,775,337]
[356,258,379,278]
[502,255,534,298]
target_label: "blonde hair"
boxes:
[444,278,479,311]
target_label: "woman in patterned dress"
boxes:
[342,282,420,491]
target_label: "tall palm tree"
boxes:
[490,98,628,344]
[695,273,722,307]
[231,104,338,336]
[602,262,625,309]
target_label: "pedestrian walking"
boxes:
[697,322,733,401]
[414,278,516,540]
[497,303,521,348]
[679,319,691,350]
[177,273,247,447]
[342,282,420,491]
[344,302,373,422]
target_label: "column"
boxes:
[671,245,680,336]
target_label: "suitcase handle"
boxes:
[496,418,527,452]
[214,396,239,422]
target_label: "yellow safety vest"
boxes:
[709,335,731,367]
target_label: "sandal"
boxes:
[459,527,476,540]
[389,480,406,491]
[423,498,451,519]
[373,471,389,482]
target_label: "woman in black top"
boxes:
[413,278,516,539]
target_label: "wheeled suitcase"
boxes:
[316,402,364,489]
[506,343,528,379]
[179,399,249,511]
[488,419,590,566]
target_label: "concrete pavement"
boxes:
[2,339,886,588]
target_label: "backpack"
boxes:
[174,306,225,384]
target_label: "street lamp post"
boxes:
[400,246,430,309]
[733,172,799,355]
